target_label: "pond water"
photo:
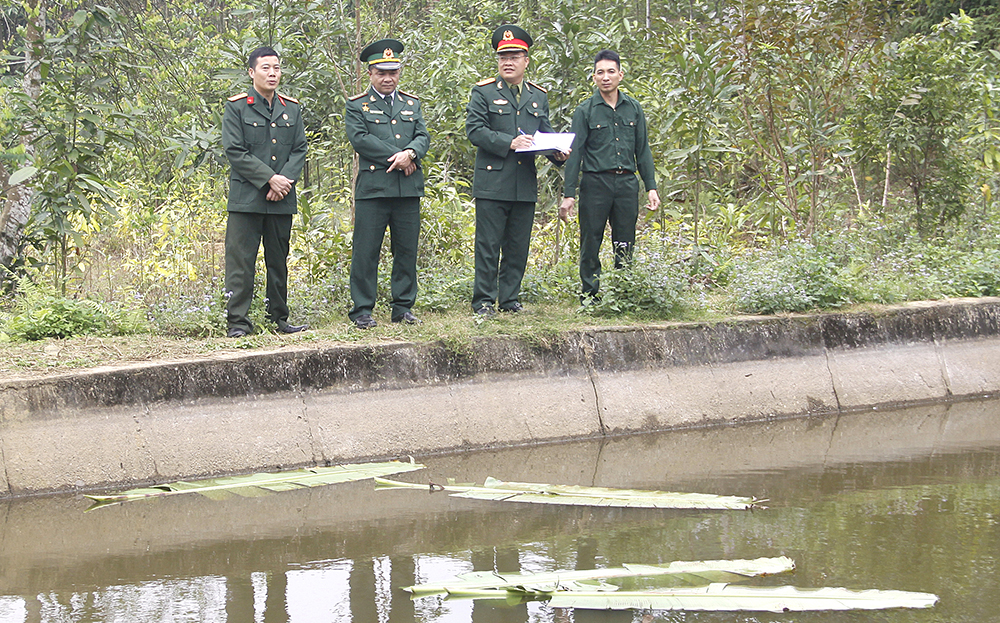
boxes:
[2,399,1000,622]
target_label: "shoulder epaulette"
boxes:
[349,92,368,101]
[526,80,546,93]
[278,93,299,104]
[477,77,496,86]
[398,90,420,100]
[228,92,248,102]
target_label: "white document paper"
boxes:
[515,131,575,155]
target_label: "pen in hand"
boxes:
[512,128,534,151]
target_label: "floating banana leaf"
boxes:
[375,476,763,510]
[546,584,939,612]
[86,460,425,509]
[403,557,795,596]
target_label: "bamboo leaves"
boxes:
[85,460,425,509]
[375,476,764,510]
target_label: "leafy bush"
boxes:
[729,242,852,314]
[4,278,113,340]
[581,244,690,318]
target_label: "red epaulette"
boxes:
[227,92,248,102]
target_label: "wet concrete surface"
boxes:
[2,298,1000,498]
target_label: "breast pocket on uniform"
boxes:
[488,103,513,120]
[243,117,268,144]
[588,117,611,134]
[276,114,299,144]
[363,112,392,137]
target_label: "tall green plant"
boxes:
[847,11,981,235]
[659,38,739,246]
[727,0,886,238]
[12,5,134,292]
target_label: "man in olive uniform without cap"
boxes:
[222,46,308,338]
[466,25,568,316]
[559,49,660,302]
[346,38,429,329]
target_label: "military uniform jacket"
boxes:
[346,86,429,199]
[222,87,308,214]
[563,90,657,198]
[466,76,557,203]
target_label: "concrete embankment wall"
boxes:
[2,298,1000,498]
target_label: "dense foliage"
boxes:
[1,0,999,339]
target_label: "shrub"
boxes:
[729,241,852,314]
[581,244,689,318]
[4,277,112,340]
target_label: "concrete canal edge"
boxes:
[2,297,1000,499]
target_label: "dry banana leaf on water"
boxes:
[545,583,939,612]
[402,557,796,596]
[86,460,425,509]
[375,476,764,510]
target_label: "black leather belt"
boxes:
[602,168,629,175]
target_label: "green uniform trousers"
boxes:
[579,171,639,298]
[349,197,420,321]
[225,211,292,333]
[473,198,535,311]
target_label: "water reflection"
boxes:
[3,400,1000,621]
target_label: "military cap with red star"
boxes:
[491,24,532,53]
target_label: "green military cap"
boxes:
[360,38,404,70]
[491,24,532,53]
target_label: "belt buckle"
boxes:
[614,167,626,175]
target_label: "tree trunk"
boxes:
[0,0,44,277]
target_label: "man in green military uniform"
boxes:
[346,38,429,329]
[559,49,660,301]
[466,25,568,316]
[222,46,308,337]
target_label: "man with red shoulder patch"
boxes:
[221,46,308,337]
[465,25,569,317]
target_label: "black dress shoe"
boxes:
[474,304,496,317]
[353,314,377,329]
[392,311,422,324]
[227,327,249,338]
[500,302,526,313]
[277,322,308,334]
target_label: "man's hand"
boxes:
[559,197,575,223]
[268,174,293,199]
[510,134,534,151]
[647,189,661,211]
[552,148,570,162]
[386,149,414,173]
